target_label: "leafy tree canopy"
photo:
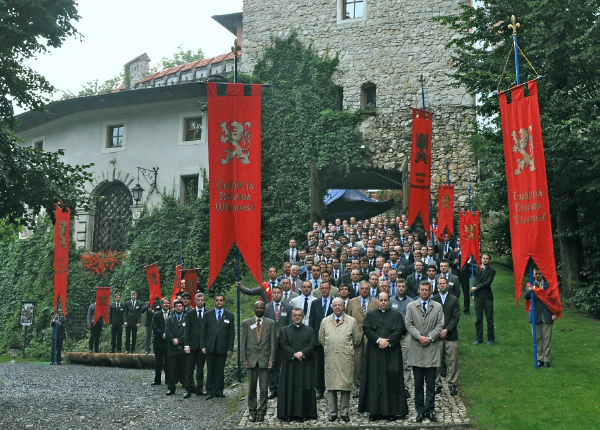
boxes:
[152,45,205,72]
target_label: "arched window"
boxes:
[92,182,133,252]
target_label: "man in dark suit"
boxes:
[406,261,425,298]
[283,239,299,265]
[151,298,170,386]
[344,269,363,299]
[436,261,461,299]
[50,307,67,365]
[142,298,161,354]
[201,294,235,399]
[308,281,333,398]
[108,293,125,353]
[165,299,187,395]
[432,277,460,396]
[183,292,207,398]
[123,291,142,353]
[471,253,496,345]
[264,285,292,399]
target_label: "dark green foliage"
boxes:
[253,33,367,265]
[437,1,600,313]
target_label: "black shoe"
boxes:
[537,360,544,367]
[166,390,176,396]
[405,388,411,398]
[388,416,397,421]
[124,350,129,354]
[280,417,291,423]
[464,309,470,316]
[57,362,62,365]
[450,386,458,396]
[215,393,226,398]
[487,341,494,345]
[267,391,277,399]
[416,412,425,423]
[196,389,206,396]
[473,340,481,345]
[183,391,192,399]
[369,415,377,422]
[145,350,150,355]
[110,350,115,354]
[426,411,437,422]
[435,386,442,394]
[89,350,93,353]
[441,369,447,377]
[544,362,550,368]
[341,415,350,422]
[329,415,337,422]
[151,381,161,386]
[206,394,214,400]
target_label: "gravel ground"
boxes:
[0,363,246,430]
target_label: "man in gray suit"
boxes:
[280,278,299,303]
[241,301,276,423]
[264,285,292,399]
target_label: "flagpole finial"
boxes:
[509,15,520,36]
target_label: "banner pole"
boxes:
[52,301,58,364]
[233,42,242,384]
[509,15,521,85]
[530,262,538,368]
[468,186,475,292]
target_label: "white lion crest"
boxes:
[511,126,536,176]
[219,121,252,164]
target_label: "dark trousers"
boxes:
[268,346,282,393]
[167,353,185,390]
[153,345,168,384]
[111,325,123,352]
[50,338,63,363]
[125,325,138,352]
[185,349,206,392]
[413,366,436,413]
[474,297,495,342]
[459,272,471,310]
[89,323,102,352]
[314,345,325,394]
[206,353,227,396]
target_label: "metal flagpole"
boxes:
[233,39,242,383]
[468,186,475,296]
[52,302,59,364]
[420,74,435,259]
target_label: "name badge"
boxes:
[223,319,230,324]
[392,304,398,309]
[281,312,287,317]
[449,282,454,286]
[250,323,257,330]
[182,322,186,327]
[120,308,124,311]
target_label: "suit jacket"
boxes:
[472,265,496,301]
[283,248,299,265]
[264,301,292,337]
[405,299,445,368]
[241,316,277,368]
[142,300,161,328]
[51,315,67,340]
[406,272,425,298]
[124,300,142,325]
[200,308,235,355]
[289,277,303,293]
[431,293,460,341]
[312,286,339,299]
[308,296,333,346]
[108,302,125,326]
[435,273,461,298]
[525,280,555,324]
[290,294,315,326]
[345,296,378,337]
[165,312,186,356]
[151,310,169,349]
[281,291,299,304]
[184,307,205,350]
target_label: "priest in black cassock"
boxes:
[358,292,409,421]
[277,308,318,422]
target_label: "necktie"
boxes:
[275,303,280,321]
[271,281,276,288]
[164,311,168,320]
[353,283,358,294]
[217,310,222,322]
[423,301,427,312]
[362,298,366,315]
[336,318,340,324]
[176,313,182,323]
[284,292,288,301]
[197,309,200,318]
[304,297,309,316]
[391,283,396,297]
[335,270,338,279]
[371,289,376,298]
[256,319,262,339]
[417,275,421,284]
[322,299,327,315]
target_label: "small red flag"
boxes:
[54,205,70,313]
[94,287,110,326]
[459,211,480,270]
[408,109,433,233]
[184,269,199,297]
[145,262,162,304]
[170,264,183,306]
[436,185,454,241]
[261,282,273,302]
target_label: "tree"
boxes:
[0,0,93,234]
[152,45,205,72]
[438,1,600,308]
[61,73,125,99]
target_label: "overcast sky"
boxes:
[19,0,243,112]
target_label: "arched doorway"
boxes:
[92,182,133,252]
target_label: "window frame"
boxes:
[184,117,203,142]
[101,121,127,153]
[337,0,367,24]
[362,83,377,111]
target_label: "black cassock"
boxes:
[277,324,318,419]
[358,308,408,417]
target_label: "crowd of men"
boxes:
[51,214,558,423]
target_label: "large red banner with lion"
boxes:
[54,205,70,312]
[408,109,433,233]
[499,80,561,317]
[207,83,262,288]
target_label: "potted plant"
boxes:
[7,332,22,363]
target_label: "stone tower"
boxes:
[241,0,476,207]
[126,53,151,89]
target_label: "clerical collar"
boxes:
[380,308,387,313]
[397,296,406,301]
[293,323,302,328]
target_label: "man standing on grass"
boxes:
[471,253,496,346]
[526,267,557,368]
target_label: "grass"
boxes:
[458,261,600,430]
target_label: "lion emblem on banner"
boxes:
[58,221,68,249]
[220,121,252,165]
[511,126,536,176]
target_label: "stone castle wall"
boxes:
[241,0,476,208]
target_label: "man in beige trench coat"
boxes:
[319,297,361,422]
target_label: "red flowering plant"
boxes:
[81,250,126,278]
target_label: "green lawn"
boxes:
[458,262,600,429]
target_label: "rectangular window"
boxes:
[34,140,44,151]
[185,118,203,141]
[344,0,364,19]
[183,175,199,205]
[108,125,124,147]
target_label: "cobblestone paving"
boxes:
[237,381,472,429]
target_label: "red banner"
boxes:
[436,185,454,241]
[53,205,70,313]
[261,282,273,302]
[170,264,183,306]
[499,80,562,317]
[94,287,110,326]
[145,262,162,304]
[408,109,433,233]
[207,82,262,289]
[459,211,480,269]
[184,269,199,297]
